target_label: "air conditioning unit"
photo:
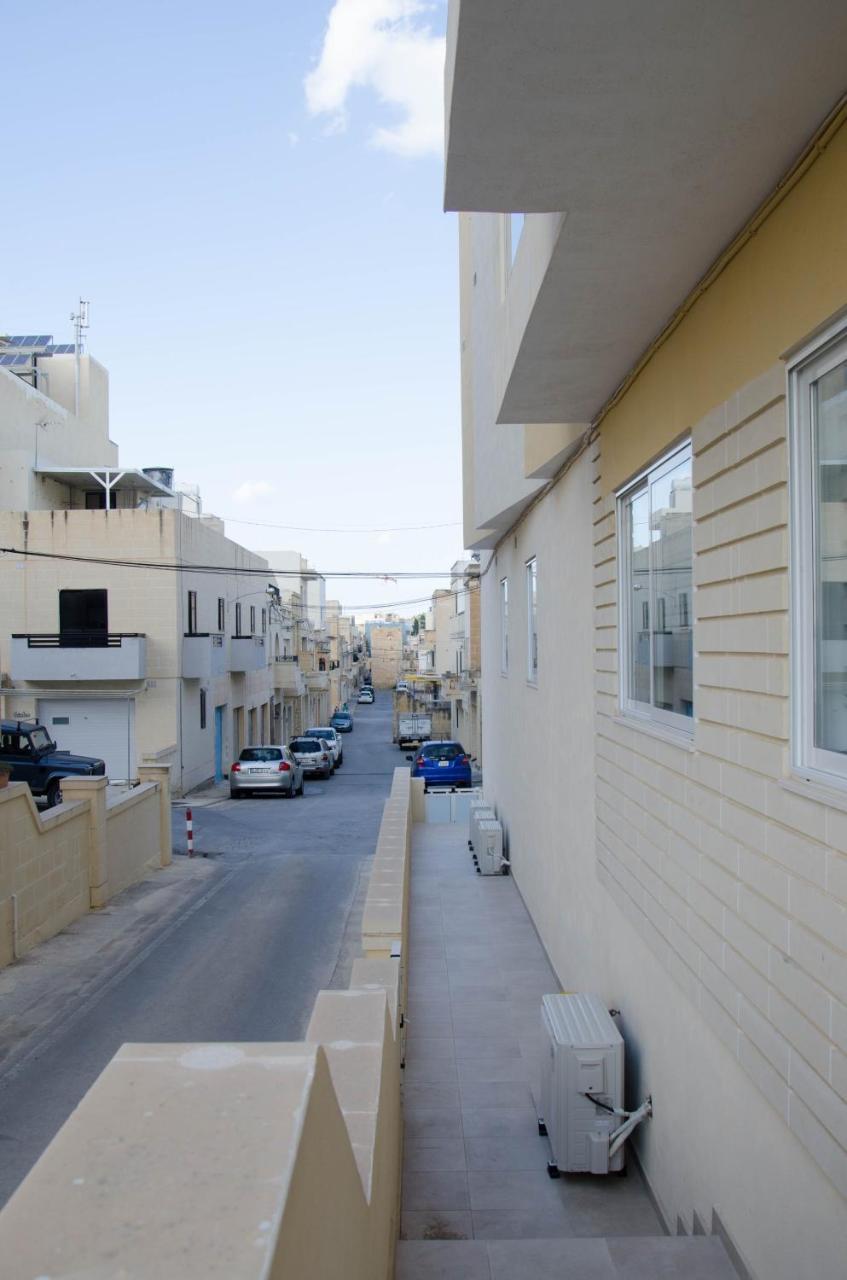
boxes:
[468,801,495,851]
[539,993,625,1176]
[475,819,504,875]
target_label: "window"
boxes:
[187,590,198,635]
[500,578,509,674]
[250,605,256,634]
[619,441,693,730]
[59,589,108,644]
[261,607,267,635]
[235,603,242,636]
[509,213,525,266]
[200,688,207,730]
[217,597,225,632]
[85,489,117,510]
[526,558,538,683]
[791,323,847,783]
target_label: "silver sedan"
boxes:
[230,746,304,798]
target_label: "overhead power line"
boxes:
[0,546,454,580]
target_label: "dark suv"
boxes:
[0,720,106,807]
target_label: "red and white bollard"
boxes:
[186,808,194,858]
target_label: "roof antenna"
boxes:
[70,299,89,415]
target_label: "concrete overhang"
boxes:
[36,467,176,497]
[445,0,847,422]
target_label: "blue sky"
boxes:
[0,1,462,616]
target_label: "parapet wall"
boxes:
[0,767,413,1280]
[0,765,172,967]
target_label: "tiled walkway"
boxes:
[395,822,737,1280]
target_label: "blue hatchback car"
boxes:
[407,740,472,790]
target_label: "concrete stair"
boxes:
[396,1234,739,1279]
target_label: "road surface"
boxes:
[0,689,399,1207]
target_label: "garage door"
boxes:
[38,698,135,783]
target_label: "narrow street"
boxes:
[0,691,397,1209]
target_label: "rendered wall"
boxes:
[476,121,847,1280]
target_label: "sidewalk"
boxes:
[396,823,738,1279]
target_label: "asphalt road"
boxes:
[0,689,399,1208]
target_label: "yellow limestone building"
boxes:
[446,5,847,1278]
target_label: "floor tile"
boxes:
[460,1080,534,1109]
[403,1059,459,1086]
[404,1139,467,1172]
[487,1238,616,1279]
[403,1168,470,1211]
[400,1214,474,1243]
[606,1236,738,1278]
[396,1237,488,1273]
[461,1106,540,1141]
[456,1057,528,1086]
[405,1109,464,1142]
[403,1084,462,1112]
[464,1134,551,1172]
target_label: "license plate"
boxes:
[438,760,450,767]
[254,768,276,775]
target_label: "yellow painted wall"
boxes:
[601,113,847,493]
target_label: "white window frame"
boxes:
[500,577,509,675]
[617,440,693,736]
[526,557,538,684]
[789,316,847,787]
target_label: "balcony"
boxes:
[273,656,306,696]
[11,633,146,682]
[306,671,329,692]
[444,1,847,425]
[229,635,266,674]
[182,632,227,679]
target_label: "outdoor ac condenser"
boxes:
[468,802,495,851]
[539,993,625,1175]
[475,819,504,875]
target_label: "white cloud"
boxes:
[376,530,393,545]
[232,481,274,503]
[305,0,445,158]
[287,130,300,147]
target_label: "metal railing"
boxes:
[12,632,145,649]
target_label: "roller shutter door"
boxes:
[37,698,135,783]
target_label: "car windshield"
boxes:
[307,727,334,738]
[291,738,323,752]
[422,743,462,761]
[30,727,53,753]
[240,748,282,762]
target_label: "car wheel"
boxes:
[230,790,240,800]
[46,779,61,808]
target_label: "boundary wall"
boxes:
[0,765,172,967]
[0,767,413,1280]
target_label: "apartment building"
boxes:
[268,553,332,737]
[446,7,847,1278]
[0,338,284,794]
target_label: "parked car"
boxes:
[0,718,106,808]
[306,726,343,767]
[407,740,473,790]
[357,688,374,704]
[398,713,431,749]
[396,680,410,693]
[230,745,303,799]
[289,736,334,779]
[331,710,353,733]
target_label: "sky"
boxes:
[0,0,463,618]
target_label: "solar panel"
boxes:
[4,334,54,350]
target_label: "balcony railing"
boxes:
[182,632,227,679]
[11,633,147,681]
[229,635,266,674]
[273,656,306,694]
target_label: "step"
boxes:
[395,1235,739,1280]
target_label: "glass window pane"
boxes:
[814,357,847,754]
[628,489,651,705]
[649,455,693,718]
